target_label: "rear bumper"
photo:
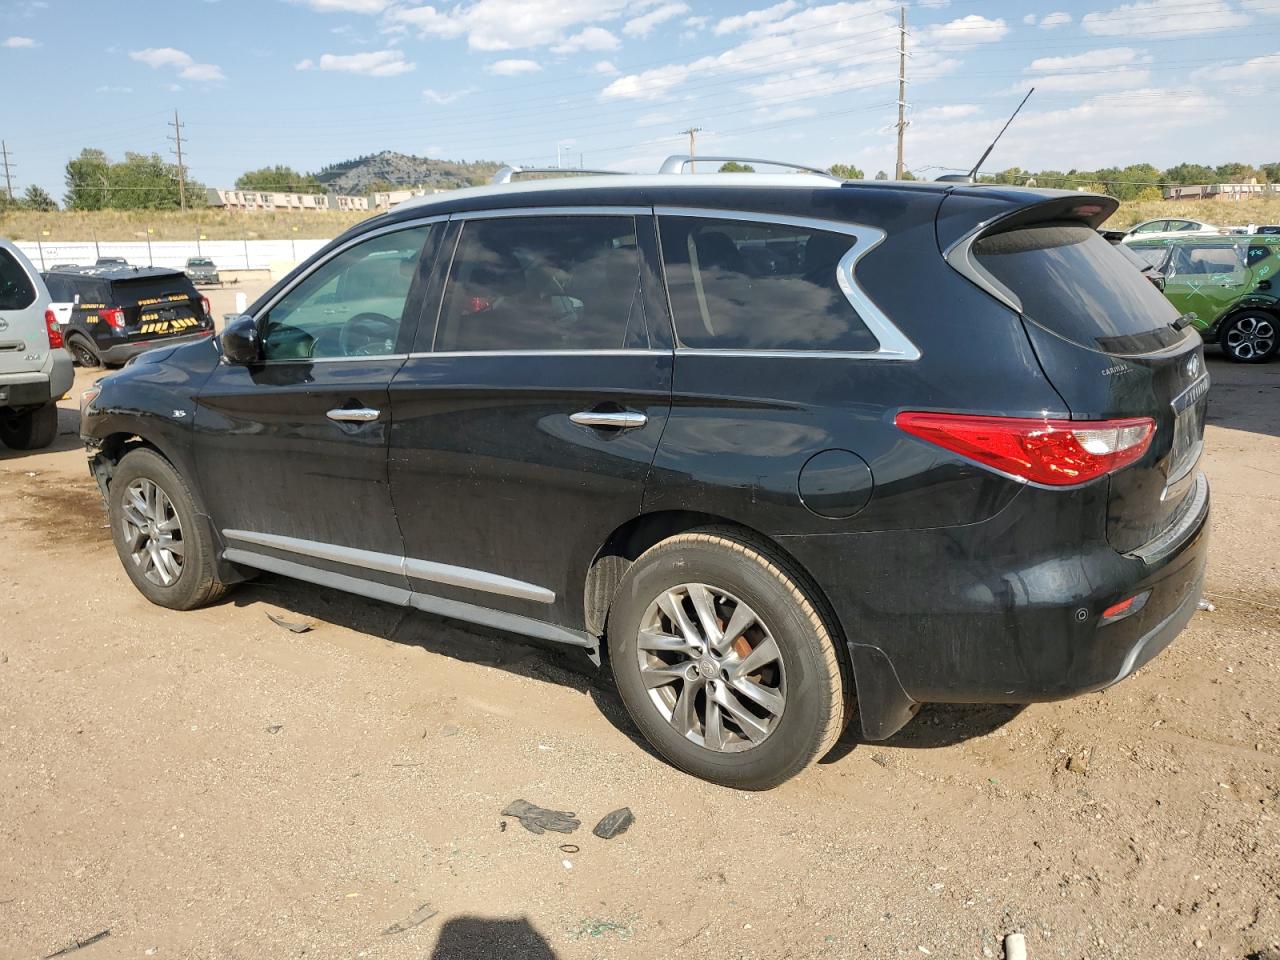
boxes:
[783,473,1210,740]
[0,349,74,409]
[99,331,214,364]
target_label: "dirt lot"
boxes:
[0,339,1277,960]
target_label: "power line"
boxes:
[895,5,908,180]
[1,141,14,201]
[168,110,187,211]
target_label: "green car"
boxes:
[1127,235,1279,362]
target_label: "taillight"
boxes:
[201,295,211,318]
[44,308,63,349]
[101,307,126,330]
[895,412,1155,486]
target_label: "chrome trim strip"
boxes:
[653,206,921,362]
[405,348,669,359]
[451,205,650,221]
[250,354,409,366]
[224,549,413,606]
[1127,471,1209,565]
[250,215,450,323]
[222,529,556,603]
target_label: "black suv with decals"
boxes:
[80,162,1210,789]
[44,266,214,368]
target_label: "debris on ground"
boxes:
[1004,931,1027,960]
[501,799,581,835]
[1065,750,1090,775]
[593,807,635,840]
[1198,599,1216,612]
[381,902,438,936]
[266,724,282,735]
[266,612,313,633]
[45,929,111,958]
[559,844,579,854]
[871,753,889,767]
[439,724,459,737]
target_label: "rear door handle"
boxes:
[327,408,381,423]
[570,410,648,430]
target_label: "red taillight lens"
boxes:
[201,295,211,318]
[101,307,126,330]
[44,309,63,349]
[895,412,1155,486]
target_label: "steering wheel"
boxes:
[338,312,399,357]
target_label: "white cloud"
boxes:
[130,47,225,81]
[683,15,709,29]
[624,2,690,37]
[1082,0,1251,37]
[551,26,619,53]
[422,86,472,103]
[488,57,541,75]
[1020,66,1151,93]
[1028,47,1146,71]
[1192,52,1280,93]
[3,36,39,48]
[919,0,951,7]
[95,85,134,95]
[1022,13,1036,24]
[592,59,619,74]
[297,49,415,75]
[919,15,1009,48]
[388,0,634,51]
[292,0,390,11]
[1039,11,1072,28]
[714,1,797,35]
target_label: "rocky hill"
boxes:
[314,151,503,194]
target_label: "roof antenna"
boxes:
[965,87,1034,182]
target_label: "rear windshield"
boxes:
[974,222,1183,354]
[110,275,198,306]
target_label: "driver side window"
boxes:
[260,223,436,360]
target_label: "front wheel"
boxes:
[608,531,848,790]
[108,448,230,610]
[1220,311,1277,363]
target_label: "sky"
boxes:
[1,0,1278,199]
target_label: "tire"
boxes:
[0,401,59,450]
[1219,311,1278,363]
[67,335,102,369]
[608,530,847,790]
[108,448,230,610]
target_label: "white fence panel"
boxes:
[15,238,332,272]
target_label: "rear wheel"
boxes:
[0,402,59,450]
[1220,311,1277,363]
[67,335,102,369]
[608,530,847,790]
[108,448,229,610]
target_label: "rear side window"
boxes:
[0,249,36,310]
[658,216,876,352]
[973,222,1183,354]
[1247,244,1276,268]
[1167,244,1244,277]
[435,215,644,352]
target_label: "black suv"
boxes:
[45,266,214,368]
[80,167,1210,789]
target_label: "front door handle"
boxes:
[570,410,648,430]
[327,407,381,423]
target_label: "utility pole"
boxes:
[681,126,703,172]
[895,5,908,180]
[168,109,187,211]
[1,141,14,201]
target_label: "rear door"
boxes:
[964,217,1207,553]
[0,244,49,379]
[1162,241,1248,329]
[387,209,673,632]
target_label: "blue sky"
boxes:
[2,0,1279,198]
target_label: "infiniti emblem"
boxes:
[1185,353,1201,379]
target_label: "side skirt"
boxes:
[223,547,600,663]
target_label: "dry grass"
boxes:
[4,196,1279,241]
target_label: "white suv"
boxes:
[0,239,74,449]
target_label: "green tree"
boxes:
[1260,162,1280,184]
[828,163,863,179]
[1162,162,1215,185]
[1214,162,1259,183]
[235,165,325,194]
[64,148,111,210]
[718,161,756,173]
[22,185,56,211]
[874,170,889,180]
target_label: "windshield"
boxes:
[974,222,1184,354]
[188,258,213,266]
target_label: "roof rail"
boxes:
[490,165,625,185]
[658,155,838,178]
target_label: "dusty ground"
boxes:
[0,332,1277,960]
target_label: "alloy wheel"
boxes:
[1226,315,1276,360]
[636,583,786,753]
[120,478,185,586]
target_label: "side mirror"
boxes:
[220,314,261,365]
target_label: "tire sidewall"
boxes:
[67,335,101,368]
[609,537,840,789]
[0,401,57,450]
[1220,311,1278,363]
[108,449,212,609]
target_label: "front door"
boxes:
[1163,241,1248,328]
[194,220,443,595]
[387,210,673,632]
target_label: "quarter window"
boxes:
[435,215,645,352]
[657,216,877,352]
[0,249,36,311]
[1246,245,1276,268]
[260,223,436,360]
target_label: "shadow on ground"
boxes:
[429,916,556,959]
[0,405,84,460]
[1203,350,1280,440]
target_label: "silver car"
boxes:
[185,257,221,286]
